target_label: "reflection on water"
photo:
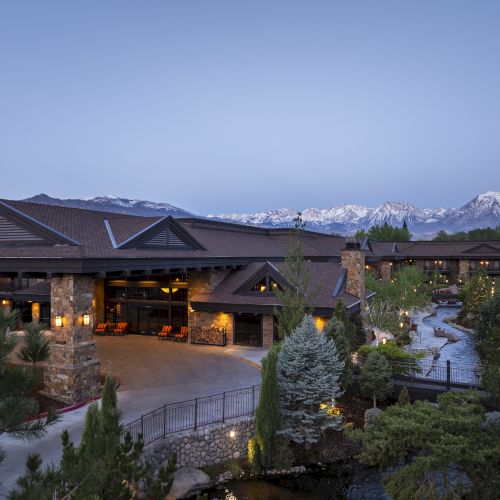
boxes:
[207,465,389,500]
[422,306,479,365]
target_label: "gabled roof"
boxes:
[190,261,364,313]
[234,261,290,294]
[461,243,500,254]
[0,201,80,247]
[116,216,205,250]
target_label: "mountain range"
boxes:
[19,192,500,239]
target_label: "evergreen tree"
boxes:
[365,223,412,241]
[324,317,352,389]
[396,386,410,406]
[18,322,51,366]
[0,309,58,466]
[461,267,493,318]
[360,351,393,407]
[349,391,500,500]
[274,213,315,338]
[277,315,344,444]
[12,372,177,499]
[253,343,280,467]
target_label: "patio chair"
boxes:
[158,325,173,340]
[95,323,108,335]
[175,326,189,342]
[114,322,128,335]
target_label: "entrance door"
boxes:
[234,314,262,346]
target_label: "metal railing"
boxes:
[122,384,260,447]
[354,358,483,389]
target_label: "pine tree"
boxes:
[360,351,393,407]
[18,322,51,366]
[277,315,344,444]
[324,317,352,389]
[253,343,280,467]
[274,213,315,338]
[0,309,58,465]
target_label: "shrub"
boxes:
[482,411,500,430]
[396,386,411,406]
[247,437,262,474]
[271,438,294,469]
[226,459,243,479]
[364,407,383,428]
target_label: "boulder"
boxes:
[166,467,210,499]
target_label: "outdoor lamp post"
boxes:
[55,315,63,327]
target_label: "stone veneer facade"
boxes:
[142,417,255,471]
[458,259,470,282]
[44,274,100,404]
[341,248,366,309]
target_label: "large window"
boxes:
[104,277,188,335]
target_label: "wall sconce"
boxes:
[83,314,90,326]
[229,430,236,439]
[382,337,387,345]
[1,299,7,306]
[399,322,404,329]
[55,315,63,327]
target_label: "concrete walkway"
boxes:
[0,336,261,497]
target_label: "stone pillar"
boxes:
[31,302,41,323]
[94,279,105,324]
[341,239,366,310]
[44,274,100,404]
[262,314,274,348]
[188,270,231,341]
[379,261,392,282]
[458,260,469,283]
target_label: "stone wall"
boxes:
[188,270,233,343]
[341,249,366,309]
[44,274,100,404]
[262,314,274,348]
[189,311,234,344]
[142,417,255,472]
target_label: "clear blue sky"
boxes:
[1,1,499,214]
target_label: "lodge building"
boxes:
[0,199,499,404]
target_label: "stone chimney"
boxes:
[341,237,366,310]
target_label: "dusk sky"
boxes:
[1,1,499,214]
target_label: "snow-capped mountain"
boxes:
[22,194,193,218]
[20,192,500,238]
[210,192,500,237]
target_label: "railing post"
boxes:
[252,385,256,414]
[163,404,167,437]
[446,360,451,390]
[141,414,144,438]
[222,392,226,423]
[194,398,198,430]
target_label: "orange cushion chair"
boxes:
[158,325,173,339]
[175,326,188,342]
[95,323,107,334]
[114,322,128,334]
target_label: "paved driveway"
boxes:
[97,335,261,421]
[0,336,261,497]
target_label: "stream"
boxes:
[421,306,479,365]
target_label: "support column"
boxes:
[458,260,469,283]
[44,275,100,404]
[262,314,274,348]
[94,279,105,324]
[31,302,41,323]
[379,261,392,282]
[341,239,366,311]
